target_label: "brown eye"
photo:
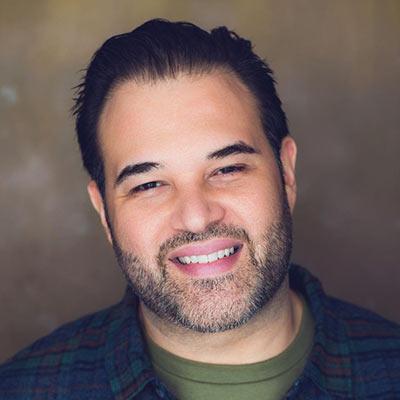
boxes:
[131,181,162,193]
[216,165,247,175]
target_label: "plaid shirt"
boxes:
[1,264,399,399]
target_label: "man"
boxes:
[0,18,399,400]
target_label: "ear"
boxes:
[87,180,113,244]
[280,136,297,213]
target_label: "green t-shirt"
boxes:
[146,295,314,400]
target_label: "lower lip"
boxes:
[172,247,242,278]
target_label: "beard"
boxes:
[109,192,293,334]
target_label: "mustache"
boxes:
[157,223,251,262]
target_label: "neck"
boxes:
[139,278,303,365]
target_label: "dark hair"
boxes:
[73,18,289,196]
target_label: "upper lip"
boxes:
[168,238,243,260]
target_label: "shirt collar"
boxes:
[104,287,157,399]
[289,264,353,398]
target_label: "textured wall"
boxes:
[1,0,399,362]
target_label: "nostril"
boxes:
[170,191,226,233]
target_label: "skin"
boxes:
[88,70,301,364]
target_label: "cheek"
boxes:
[111,204,164,259]
[225,179,282,227]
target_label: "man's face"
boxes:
[90,71,297,333]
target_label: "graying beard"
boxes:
[110,194,292,333]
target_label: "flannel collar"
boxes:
[289,265,353,398]
[104,289,156,399]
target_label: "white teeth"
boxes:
[208,253,218,262]
[177,246,238,265]
[198,255,208,263]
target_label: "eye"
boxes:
[130,181,163,194]
[215,164,247,175]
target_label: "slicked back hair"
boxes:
[73,18,289,197]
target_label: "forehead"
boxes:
[98,71,269,173]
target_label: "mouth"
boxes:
[174,245,242,265]
[168,239,244,278]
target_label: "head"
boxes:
[74,18,289,197]
[73,19,297,333]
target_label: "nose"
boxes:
[170,185,226,233]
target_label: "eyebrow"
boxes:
[115,162,161,187]
[206,140,260,160]
[114,140,260,187]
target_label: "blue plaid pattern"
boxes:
[1,264,399,399]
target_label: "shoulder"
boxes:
[325,296,400,339]
[324,295,400,394]
[325,294,400,345]
[0,303,121,399]
[292,265,400,396]
[292,264,400,346]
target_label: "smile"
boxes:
[176,246,241,265]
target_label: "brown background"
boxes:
[1,0,399,363]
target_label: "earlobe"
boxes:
[280,136,297,212]
[87,181,113,244]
